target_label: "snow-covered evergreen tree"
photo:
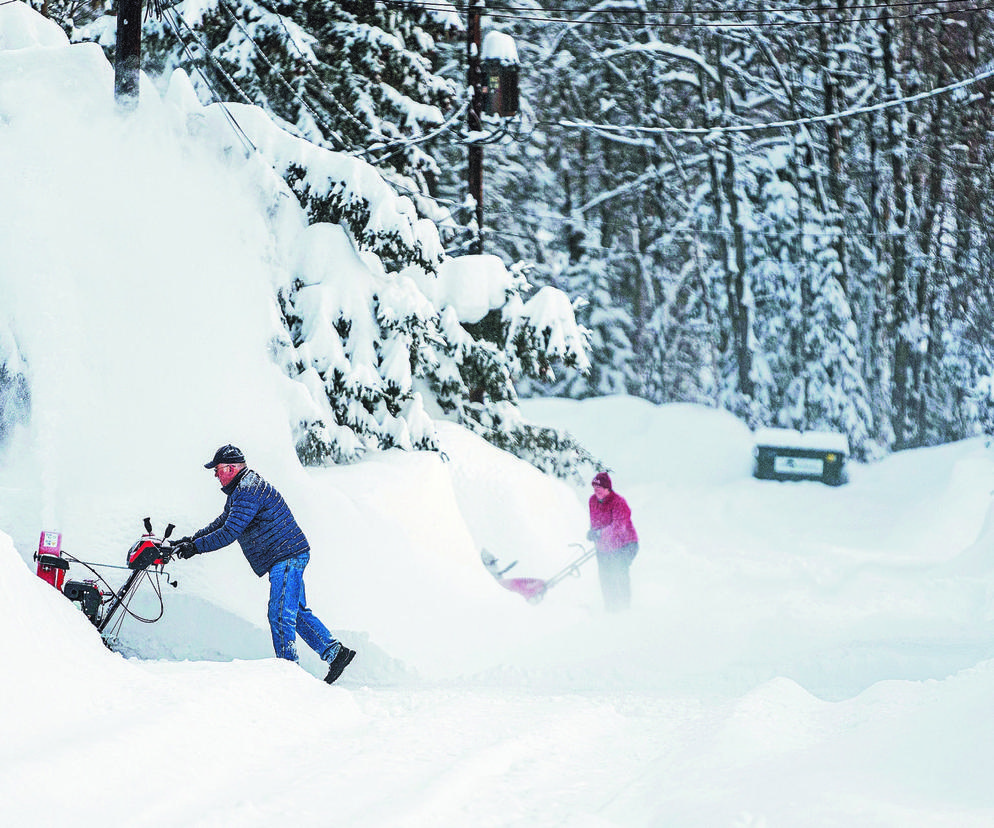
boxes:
[747,134,874,456]
[77,0,463,202]
[168,76,593,478]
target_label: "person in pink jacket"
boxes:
[588,471,639,611]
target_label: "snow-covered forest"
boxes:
[7,1,994,463]
[489,0,994,461]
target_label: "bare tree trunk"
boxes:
[713,35,753,401]
[695,28,729,363]
[817,1,849,294]
[915,25,947,445]
[881,9,912,449]
[722,132,753,400]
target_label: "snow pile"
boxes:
[6,390,994,824]
[0,0,64,48]
[481,30,519,65]
[420,253,515,324]
[754,425,851,454]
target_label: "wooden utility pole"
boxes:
[115,0,143,109]
[467,0,484,253]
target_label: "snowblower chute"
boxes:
[481,543,596,604]
[34,531,69,590]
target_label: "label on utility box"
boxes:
[773,456,824,476]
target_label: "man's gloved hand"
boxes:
[172,540,198,559]
[586,528,601,541]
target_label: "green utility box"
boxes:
[753,427,849,486]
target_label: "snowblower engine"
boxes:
[33,518,178,642]
[62,580,104,624]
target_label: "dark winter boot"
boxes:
[324,646,356,684]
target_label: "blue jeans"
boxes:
[267,553,341,663]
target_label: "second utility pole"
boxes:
[115,0,143,109]
[467,0,484,254]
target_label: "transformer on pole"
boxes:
[481,31,519,119]
[467,9,521,254]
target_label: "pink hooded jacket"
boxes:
[589,488,639,553]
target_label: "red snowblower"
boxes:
[481,543,596,603]
[33,518,179,646]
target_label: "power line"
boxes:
[486,213,924,241]
[160,0,480,248]
[554,58,994,136]
[394,0,980,18]
[217,0,351,151]
[269,8,399,149]
[494,6,991,29]
[366,97,472,163]
[164,4,255,110]
[152,0,994,249]
[215,0,479,171]
[388,0,994,28]
[160,4,258,154]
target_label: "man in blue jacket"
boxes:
[173,444,355,685]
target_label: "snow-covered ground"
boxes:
[4,4,994,825]
[6,397,994,828]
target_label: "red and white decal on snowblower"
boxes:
[33,518,179,648]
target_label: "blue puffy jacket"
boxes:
[192,469,310,576]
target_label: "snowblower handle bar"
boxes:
[97,526,179,634]
[142,517,175,540]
